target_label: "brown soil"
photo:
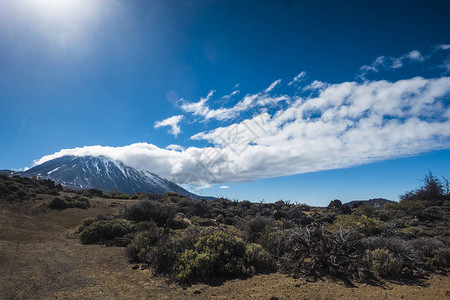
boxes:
[1,195,449,300]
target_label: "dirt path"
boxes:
[1,196,449,300]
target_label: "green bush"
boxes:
[364,249,401,277]
[385,200,424,217]
[78,217,97,233]
[70,201,89,209]
[141,227,201,275]
[126,226,163,262]
[363,237,421,269]
[354,205,378,218]
[244,243,275,274]
[124,199,174,225]
[127,227,274,283]
[7,184,21,192]
[48,197,69,210]
[175,230,273,283]
[240,216,274,243]
[79,218,135,244]
[50,195,90,210]
[331,214,383,235]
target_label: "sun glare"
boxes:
[34,0,80,15]
[24,0,97,22]
[10,0,111,55]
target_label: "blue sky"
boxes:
[1,0,450,205]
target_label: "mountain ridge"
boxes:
[343,198,395,208]
[18,155,214,200]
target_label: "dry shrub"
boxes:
[364,249,401,277]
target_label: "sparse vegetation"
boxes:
[73,172,450,284]
[1,172,449,286]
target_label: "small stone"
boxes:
[193,290,201,294]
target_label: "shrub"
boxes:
[124,199,174,225]
[175,229,273,283]
[48,197,68,210]
[244,243,275,274]
[79,197,91,206]
[386,200,424,217]
[103,191,129,199]
[127,227,274,283]
[6,194,19,202]
[331,214,383,236]
[46,189,60,196]
[269,224,363,278]
[79,188,103,197]
[354,205,378,218]
[223,216,236,225]
[410,237,446,257]
[401,226,427,238]
[239,200,252,209]
[363,237,421,268]
[126,226,163,262]
[7,184,21,192]
[168,213,190,230]
[78,217,97,233]
[296,204,311,211]
[70,201,89,209]
[418,206,445,221]
[240,216,274,243]
[432,247,450,268]
[139,227,201,275]
[178,198,193,207]
[79,218,135,244]
[364,249,401,277]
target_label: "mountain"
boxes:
[344,198,395,208]
[21,155,213,199]
[0,170,14,175]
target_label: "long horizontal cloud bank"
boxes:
[35,75,450,185]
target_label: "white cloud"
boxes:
[435,44,450,51]
[222,90,240,100]
[288,71,306,86]
[358,49,425,80]
[34,76,450,186]
[179,89,288,121]
[154,115,183,137]
[265,79,281,93]
[166,144,184,151]
[220,186,230,189]
[441,59,450,74]
[33,48,450,187]
[195,184,212,190]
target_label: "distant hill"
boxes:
[344,198,395,208]
[0,170,14,175]
[16,155,214,200]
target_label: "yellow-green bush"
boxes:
[175,230,274,283]
[126,227,163,262]
[364,249,401,277]
[331,214,383,235]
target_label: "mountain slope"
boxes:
[344,198,394,208]
[23,155,211,199]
